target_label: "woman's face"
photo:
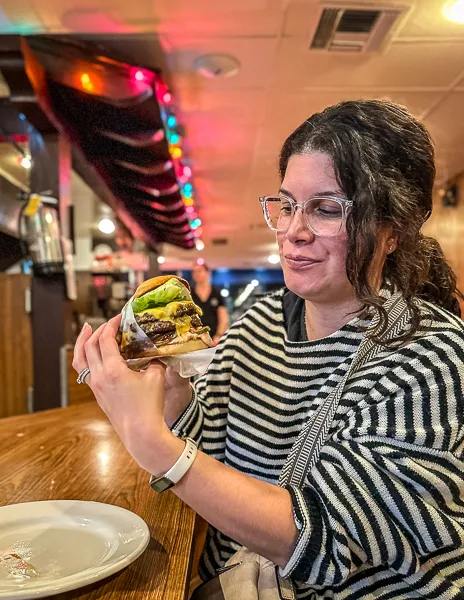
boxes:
[277,152,354,304]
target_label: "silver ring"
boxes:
[76,367,91,385]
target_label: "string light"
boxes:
[80,73,93,92]
[195,240,205,251]
[135,70,145,81]
[156,73,202,247]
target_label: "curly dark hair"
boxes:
[279,99,463,344]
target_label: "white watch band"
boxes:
[164,438,198,484]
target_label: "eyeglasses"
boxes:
[259,194,353,237]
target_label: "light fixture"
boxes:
[251,279,259,287]
[443,0,464,22]
[195,240,205,251]
[98,218,115,235]
[193,54,240,79]
[157,255,166,264]
[268,254,280,265]
[19,155,32,169]
[220,288,230,298]
[196,258,205,266]
[80,73,94,92]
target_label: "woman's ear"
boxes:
[386,237,397,254]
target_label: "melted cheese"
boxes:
[138,301,200,336]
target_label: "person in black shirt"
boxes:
[190,262,229,346]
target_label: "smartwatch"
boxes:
[150,438,198,493]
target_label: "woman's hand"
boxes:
[73,317,185,474]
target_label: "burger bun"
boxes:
[135,274,191,299]
[130,337,211,358]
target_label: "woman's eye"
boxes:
[312,202,342,218]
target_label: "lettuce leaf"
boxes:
[132,279,192,313]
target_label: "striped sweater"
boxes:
[173,289,464,599]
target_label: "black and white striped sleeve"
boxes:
[281,331,464,588]
[170,321,239,461]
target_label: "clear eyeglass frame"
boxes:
[259,195,353,237]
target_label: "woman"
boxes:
[191,261,229,346]
[74,100,464,599]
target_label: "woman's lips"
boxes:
[284,255,321,270]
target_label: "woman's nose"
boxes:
[285,206,315,244]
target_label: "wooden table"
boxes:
[0,403,196,599]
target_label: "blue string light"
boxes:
[170,133,179,145]
[190,218,202,229]
[167,115,177,128]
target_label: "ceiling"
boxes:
[1,0,464,269]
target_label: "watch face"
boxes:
[150,476,174,493]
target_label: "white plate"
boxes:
[0,500,150,599]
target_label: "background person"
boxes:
[191,261,229,346]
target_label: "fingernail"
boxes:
[78,323,90,337]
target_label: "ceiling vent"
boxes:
[310,4,407,53]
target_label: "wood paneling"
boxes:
[0,403,196,599]
[31,275,69,411]
[424,179,464,313]
[67,346,96,405]
[0,274,33,418]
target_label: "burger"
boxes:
[120,275,213,359]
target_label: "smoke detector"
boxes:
[193,54,240,78]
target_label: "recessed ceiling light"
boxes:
[268,254,280,265]
[443,0,464,23]
[19,155,32,169]
[98,218,115,234]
